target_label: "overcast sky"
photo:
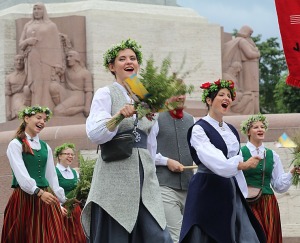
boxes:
[177,0,281,42]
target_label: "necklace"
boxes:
[219,121,225,131]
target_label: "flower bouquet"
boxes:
[106,56,194,130]
[62,155,96,217]
[291,132,300,186]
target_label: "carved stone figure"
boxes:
[222,25,260,114]
[19,2,64,110]
[5,54,28,121]
[49,50,93,117]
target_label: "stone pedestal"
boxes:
[0,0,222,123]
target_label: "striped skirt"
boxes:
[1,187,69,243]
[63,204,86,243]
[249,194,282,243]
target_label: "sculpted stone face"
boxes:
[33,4,44,20]
[14,55,25,71]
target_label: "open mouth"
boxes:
[36,124,44,129]
[221,103,228,108]
[124,67,134,72]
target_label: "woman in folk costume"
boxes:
[1,106,69,243]
[81,39,172,242]
[55,143,86,243]
[240,114,299,243]
[179,79,266,243]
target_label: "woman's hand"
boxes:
[60,206,68,216]
[119,104,135,118]
[290,167,300,175]
[238,156,261,170]
[38,190,59,205]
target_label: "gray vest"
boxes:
[156,111,194,190]
[81,84,166,235]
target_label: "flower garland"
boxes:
[103,38,143,69]
[200,79,236,103]
[240,113,269,135]
[54,143,75,158]
[18,105,52,122]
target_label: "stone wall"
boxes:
[0,0,222,123]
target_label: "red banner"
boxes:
[275,0,300,88]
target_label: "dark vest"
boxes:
[241,146,274,195]
[156,111,194,190]
[187,119,240,164]
[56,167,78,197]
[12,139,49,188]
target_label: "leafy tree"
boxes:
[254,36,287,113]
[274,72,300,113]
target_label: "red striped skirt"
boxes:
[249,194,282,243]
[1,187,70,243]
[63,204,86,243]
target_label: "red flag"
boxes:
[275,0,300,88]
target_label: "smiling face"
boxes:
[58,148,75,168]
[108,48,139,83]
[206,88,232,120]
[24,112,47,137]
[248,121,266,145]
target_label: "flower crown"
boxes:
[200,79,236,103]
[103,38,143,69]
[240,113,269,135]
[18,106,52,121]
[54,143,75,158]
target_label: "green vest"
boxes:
[56,167,78,197]
[241,146,274,195]
[12,139,49,188]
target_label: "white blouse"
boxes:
[86,82,157,160]
[243,141,293,193]
[190,115,248,197]
[6,133,66,203]
[56,163,79,180]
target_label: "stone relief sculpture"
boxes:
[49,50,93,117]
[222,25,260,114]
[4,3,93,121]
[5,55,28,121]
[18,2,64,111]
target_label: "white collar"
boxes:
[246,141,265,153]
[25,132,39,142]
[56,163,71,172]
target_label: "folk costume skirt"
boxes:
[89,160,172,243]
[1,187,69,243]
[249,194,282,243]
[180,171,266,243]
[63,204,86,243]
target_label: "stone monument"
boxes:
[222,25,261,115]
[0,1,299,241]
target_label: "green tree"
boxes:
[254,36,287,113]
[274,72,300,113]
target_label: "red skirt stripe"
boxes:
[63,204,86,243]
[1,187,70,243]
[249,194,282,243]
